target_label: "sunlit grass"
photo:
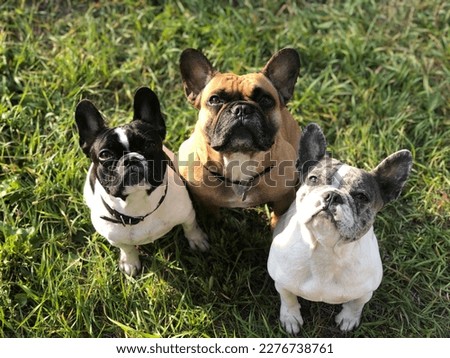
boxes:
[0,0,448,337]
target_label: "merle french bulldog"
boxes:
[268,123,412,334]
[75,87,209,276]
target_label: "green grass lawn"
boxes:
[0,0,448,338]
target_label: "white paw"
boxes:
[335,309,361,332]
[186,228,210,252]
[119,250,141,277]
[280,309,304,335]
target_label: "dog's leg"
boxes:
[276,282,303,335]
[182,210,210,251]
[117,244,141,276]
[335,292,373,331]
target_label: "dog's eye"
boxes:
[208,95,224,106]
[259,95,274,109]
[354,192,370,203]
[99,149,114,162]
[308,175,318,184]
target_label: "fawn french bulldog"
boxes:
[178,48,301,227]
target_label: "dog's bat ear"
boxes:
[133,87,166,140]
[296,123,327,175]
[180,48,216,108]
[371,149,413,206]
[75,100,107,155]
[262,48,300,105]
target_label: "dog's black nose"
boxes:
[324,192,344,206]
[124,158,141,167]
[122,153,145,167]
[232,103,255,117]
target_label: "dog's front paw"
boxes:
[280,309,304,335]
[335,309,361,332]
[183,218,210,252]
[119,248,141,276]
[187,228,210,252]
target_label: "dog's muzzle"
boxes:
[308,190,344,221]
[324,191,344,210]
[118,153,148,186]
[209,101,276,152]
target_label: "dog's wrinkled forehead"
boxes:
[203,73,279,102]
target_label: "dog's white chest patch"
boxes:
[114,128,130,152]
[223,153,254,182]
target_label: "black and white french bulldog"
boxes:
[75,87,209,276]
[267,123,413,334]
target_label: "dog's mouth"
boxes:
[211,125,264,152]
[309,204,360,243]
[123,164,146,186]
[305,198,344,231]
[310,205,334,220]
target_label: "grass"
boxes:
[0,0,448,338]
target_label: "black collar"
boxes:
[100,181,169,226]
[203,163,274,201]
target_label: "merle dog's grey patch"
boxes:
[299,158,384,241]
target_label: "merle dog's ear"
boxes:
[133,87,166,140]
[296,123,327,175]
[372,149,413,206]
[75,100,106,156]
[261,48,300,105]
[180,48,216,108]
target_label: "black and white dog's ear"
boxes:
[372,149,413,206]
[261,48,300,105]
[180,48,216,108]
[296,123,327,175]
[75,100,106,156]
[133,87,166,140]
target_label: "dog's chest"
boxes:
[97,215,173,246]
[200,178,276,208]
[295,253,376,303]
[222,153,258,182]
[200,152,293,207]
[90,196,172,246]
[269,223,383,304]
[85,168,190,245]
